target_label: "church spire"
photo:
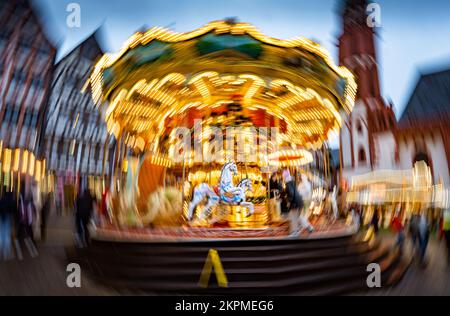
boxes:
[338,0,382,101]
[337,0,397,171]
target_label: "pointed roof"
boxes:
[79,29,104,61]
[399,68,450,128]
[339,0,382,32]
[2,0,58,52]
[338,0,370,14]
[57,27,105,65]
[27,0,59,51]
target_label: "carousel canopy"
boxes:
[90,20,356,152]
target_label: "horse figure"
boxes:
[187,162,254,221]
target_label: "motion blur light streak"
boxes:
[0,0,449,299]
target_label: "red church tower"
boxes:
[338,0,397,174]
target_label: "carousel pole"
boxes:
[181,152,186,217]
[267,170,271,224]
[111,131,121,194]
[101,133,110,192]
[161,144,166,190]
[264,133,271,225]
[322,146,326,184]
[323,144,329,187]
[115,131,127,195]
[163,166,167,190]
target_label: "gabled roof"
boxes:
[399,68,450,128]
[27,0,59,51]
[338,0,369,13]
[79,30,104,61]
[2,0,57,52]
[56,28,105,66]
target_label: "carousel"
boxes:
[88,20,357,240]
[68,21,415,296]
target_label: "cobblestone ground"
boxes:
[0,212,117,296]
[359,233,450,296]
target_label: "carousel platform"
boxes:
[66,221,411,295]
[90,218,354,242]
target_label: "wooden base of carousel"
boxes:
[66,215,412,295]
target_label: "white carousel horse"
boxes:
[187,163,254,221]
[189,178,255,220]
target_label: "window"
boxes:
[413,152,430,166]
[24,112,31,127]
[94,144,100,160]
[11,108,19,124]
[32,76,43,88]
[358,148,366,164]
[4,106,12,123]
[356,120,363,134]
[57,139,64,155]
[31,113,38,128]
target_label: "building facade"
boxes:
[0,0,115,198]
[395,69,450,186]
[43,31,115,199]
[339,0,450,193]
[0,0,56,188]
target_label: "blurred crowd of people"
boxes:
[267,168,356,237]
[353,203,450,267]
[0,187,51,261]
[268,169,315,236]
[0,182,103,260]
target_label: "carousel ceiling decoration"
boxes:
[89,20,357,153]
[268,148,314,168]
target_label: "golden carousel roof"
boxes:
[89,20,356,152]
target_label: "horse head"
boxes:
[228,162,238,176]
[221,162,238,178]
